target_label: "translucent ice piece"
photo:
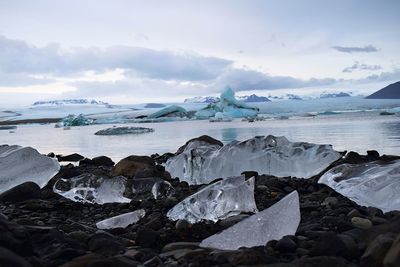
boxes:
[96,209,146,229]
[54,173,131,204]
[0,145,60,193]
[200,191,300,250]
[167,176,258,223]
[152,180,175,199]
[318,160,400,212]
[165,135,341,184]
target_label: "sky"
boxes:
[0,0,399,105]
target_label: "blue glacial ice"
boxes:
[167,176,258,223]
[165,135,341,184]
[148,105,187,119]
[0,145,60,193]
[200,191,300,250]
[319,160,400,212]
[195,86,259,119]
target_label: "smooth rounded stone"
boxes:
[227,249,265,266]
[88,232,125,256]
[57,153,84,162]
[162,242,200,253]
[79,156,114,167]
[361,233,396,267]
[219,214,250,227]
[347,209,362,218]
[275,237,297,253]
[111,156,155,178]
[159,248,206,260]
[0,246,32,267]
[135,228,160,248]
[0,182,41,203]
[372,216,388,225]
[337,234,359,258]
[67,231,89,243]
[322,197,339,207]
[310,232,347,257]
[352,217,373,229]
[383,233,400,267]
[175,219,191,231]
[59,253,106,267]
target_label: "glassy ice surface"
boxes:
[319,160,400,212]
[54,174,131,204]
[94,126,154,135]
[0,145,60,193]
[96,209,146,229]
[200,190,300,250]
[166,135,341,184]
[152,180,175,199]
[167,176,258,223]
[1,101,400,162]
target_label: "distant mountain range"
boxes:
[33,99,109,106]
[184,94,270,103]
[366,81,400,99]
[320,92,351,98]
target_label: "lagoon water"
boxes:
[1,111,399,162]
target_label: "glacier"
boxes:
[167,176,258,223]
[148,105,187,119]
[200,191,300,250]
[53,174,131,204]
[0,145,60,194]
[96,209,146,229]
[318,160,400,212]
[165,135,341,184]
[195,87,259,119]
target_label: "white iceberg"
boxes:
[54,174,131,204]
[195,87,259,119]
[318,160,400,212]
[148,105,187,119]
[167,176,258,223]
[0,145,60,194]
[200,191,300,250]
[165,135,341,184]
[96,209,146,229]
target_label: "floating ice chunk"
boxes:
[96,209,146,229]
[94,126,154,135]
[54,174,131,204]
[152,181,175,199]
[148,105,187,119]
[200,191,300,250]
[165,135,341,184]
[0,145,60,194]
[167,176,258,223]
[58,114,94,127]
[195,87,259,119]
[318,160,400,212]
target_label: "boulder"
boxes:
[111,156,155,178]
[0,182,41,203]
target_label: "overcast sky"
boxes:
[0,0,399,105]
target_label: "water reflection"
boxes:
[220,128,239,143]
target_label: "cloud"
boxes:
[358,68,400,83]
[0,73,54,87]
[332,45,379,53]
[342,61,382,73]
[0,36,232,81]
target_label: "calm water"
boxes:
[1,112,399,162]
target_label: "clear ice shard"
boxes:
[318,160,400,212]
[0,145,60,193]
[53,173,131,204]
[152,180,175,199]
[165,135,341,184]
[166,176,258,223]
[200,190,300,250]
[96,209,146,229]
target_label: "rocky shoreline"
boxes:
[0,138,400,267]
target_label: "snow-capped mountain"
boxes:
[32,99,109,106]
[184,96,220,103]
[320,92,351,99]
[268,94,303,101]
[236,94,270,102]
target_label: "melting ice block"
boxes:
[0,145,60,193]
[54,174,131,204]
[167,176,258,223]
[165,135,341,184]
[195,87,259,119]
[318,160,400,212]
[96,209,146,229]
[200,191,300,250]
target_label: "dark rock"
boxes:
[175,135,223,155]
[88,232,125,256]
[57,153,84,162]
[351,217,372,229]
[0,246,32,267]
[79,156,115,167]
[310,232,347,257]
[367,150,380,160]
[383,233,400,267]
[275,236,297,253]
[241,171,258,179]
[361,233,396,267]
[135,228,160,248]
[175,219,190,231]
[291,256,356,267]
[111,156,155,178]
[0,182,41,203]
[162,242,200,253]
[345,151,364,163]
[228,249,265,266]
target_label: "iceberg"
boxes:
[167,176,258,223]
[96,209,146,229]
[94,126,154,135]
[195,87,259,119]
[165,135,341,184]
[0,145,60,194]
[200,191,300,250]
[148,105,187,119]
[318,160,400,212]
[54,174,131,204]
[58,114,94,127]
